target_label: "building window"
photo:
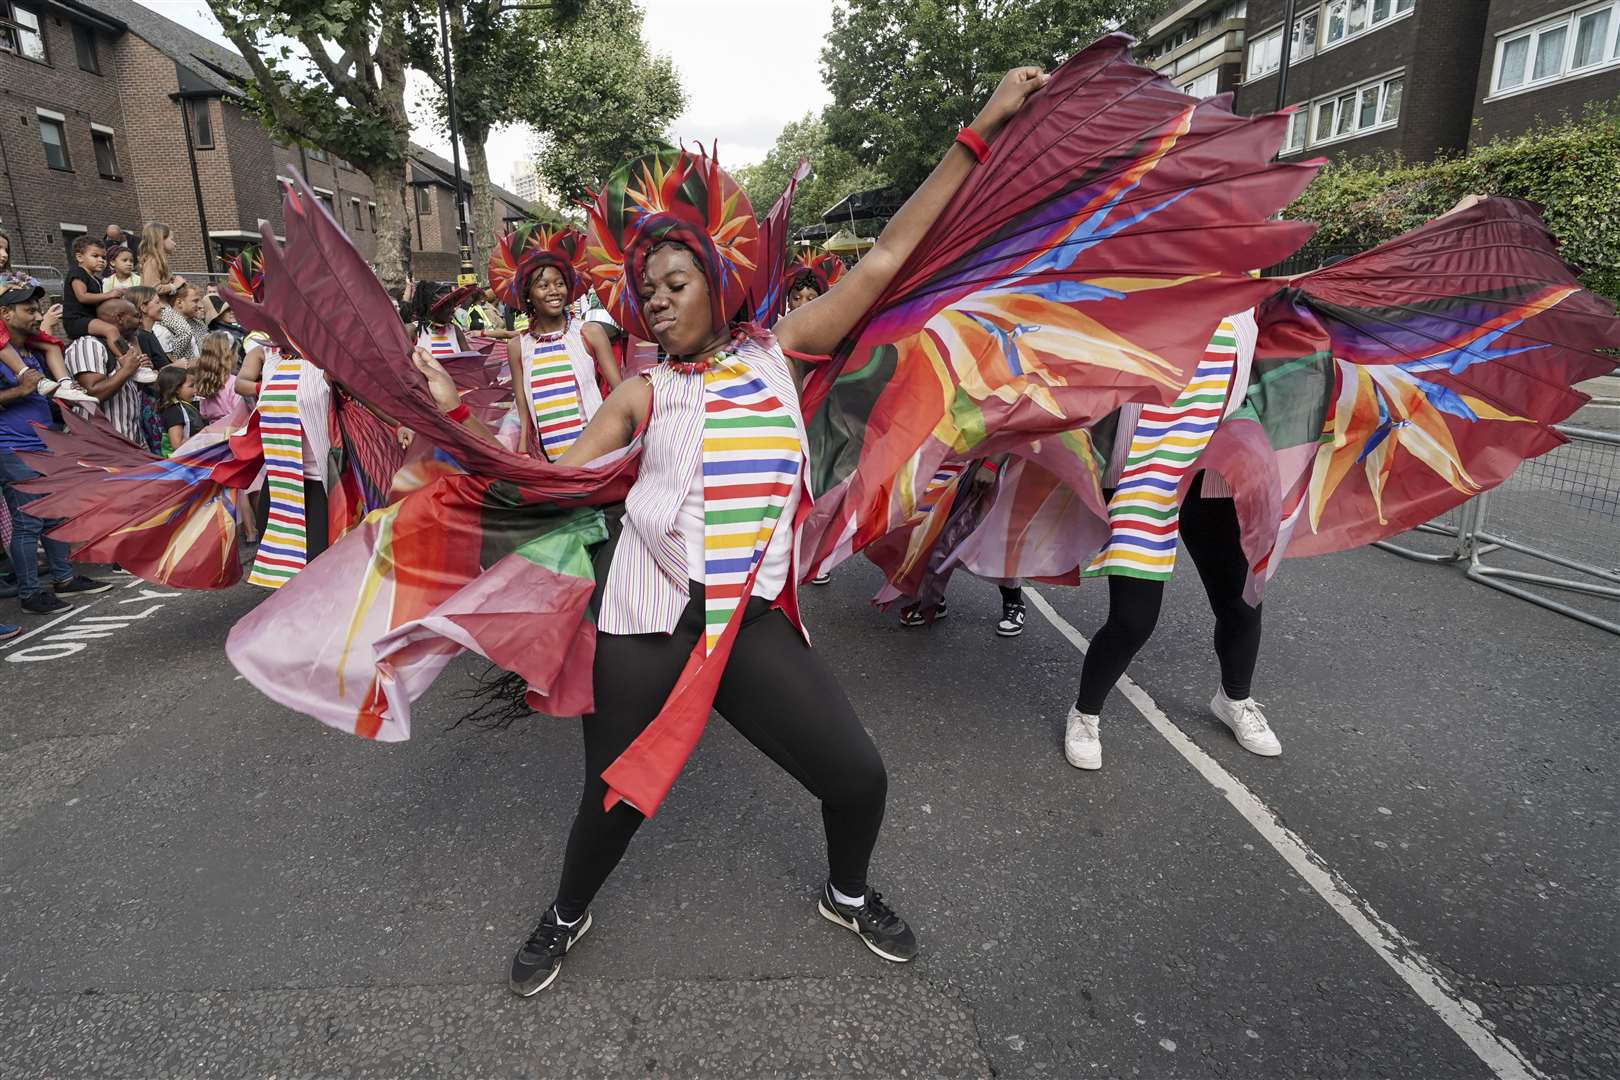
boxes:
[307,146,328,162]
[313,190,335,217]
[91,126,119,179]
[37,112,70,170]
[368,203,378,231]
[0,1,46,62]
[1322,0,1414,50]
[350,198,363,230]
[335,157,352,171]
[1292,9,1319,61]
[72,21,98,73]
[415,186,434,215]
[1304,73,1404,148]
[1495,3,1620,95]
[1246,27,1281,79]
[188,98,214,149]
[1180,69,1220,98]
[1283,109,1309,154]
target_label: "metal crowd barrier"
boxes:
[1375,424,1620,635]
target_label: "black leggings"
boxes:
[553,583,888,919]
[1075,474,1262,714]
[254,478,330,556]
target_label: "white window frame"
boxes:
[1487,2,1620,101]
[89,123,120,179]
[1281,69,1406,156]
[1319,0,1415,55]
[1246,26,1282,79]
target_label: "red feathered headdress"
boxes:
[585,144,759,340]
[488,222,591,311]
[226,245,264,301]
[786,249,847,297]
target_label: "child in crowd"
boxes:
[155,282,210,362]
[189,330,242,422]
[61,236,129,359]
[155,366,204,456]
[0,227,11,271]
[138,222,186,300]
[103,244,141,290]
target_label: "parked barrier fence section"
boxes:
[1376,424,1620,635]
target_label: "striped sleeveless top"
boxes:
[521,324,604,461]
[596,335,809,637]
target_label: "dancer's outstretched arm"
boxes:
[775,66,1048,359]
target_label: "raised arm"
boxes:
[774,67,1049,358]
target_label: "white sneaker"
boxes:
[133,367,159,385]
[1064,707,1101,770]
[1210,690,1281,757]
[50,380,101,407]
[37,377,59,395]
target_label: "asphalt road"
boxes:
[1,535,1616,1079]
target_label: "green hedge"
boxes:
[1283,99,1620,303]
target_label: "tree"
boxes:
[736,114,889,237]
[211,0,417,287]
[406,0,590,278]
[518,0,685,204]
[821,0,1157,195]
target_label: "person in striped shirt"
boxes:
[409,67,1052,998]
[63,298,152,447]
[1063,309,1280,772]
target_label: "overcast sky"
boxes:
[133,0,833,190]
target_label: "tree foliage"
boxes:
[210,0,416,283]
[735,114,890,237]
[821,0,1157,194]
[519,0,685,203]
[1284,100,1620,303]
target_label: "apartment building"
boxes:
[1142,0,1253,98]
[0,0,529,280]
[1472,1,1620,144]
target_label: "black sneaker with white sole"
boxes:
[509,906,592,997]
[53,574,113,596]
[898,601,948,628]
[817,883,918,963]
[996,601,1025,637]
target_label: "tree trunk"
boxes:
[369,157,412,289]
[372,23,415,288]
[463,129,500,282]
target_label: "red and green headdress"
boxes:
[226,245,264,301]
[488,222,591,312]
[585,145,759,340]
[786,249,846,298]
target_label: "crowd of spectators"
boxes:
[0,217,559,642]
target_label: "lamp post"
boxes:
[436,0,476,286]
[1275,0,1297,112]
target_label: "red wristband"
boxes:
[446,403,470,423]
[955,127,990,164]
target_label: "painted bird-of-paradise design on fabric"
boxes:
[1196,197,1619,601]
[798,34,1323,580]
[584,144,760,341]
[16,407,259,588]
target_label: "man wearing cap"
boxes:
[63,297,150,447]
[0,277,111,615]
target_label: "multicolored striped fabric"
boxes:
[918,462,968,514]
[248,348,309,588]
[526,329,587,461]
[1085,319,1238,581]
[700,352,803,654]
[422,327,458,360]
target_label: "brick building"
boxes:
[1222,1,1618,164]
[1472,1,1620,145]
[0,0,530,283]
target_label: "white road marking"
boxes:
[1025,586,1547,1080]
[0,596,108,650]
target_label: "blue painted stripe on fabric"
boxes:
[1107,534,1179,552]
[710,378,769,399]
[1119,475,1180,493]
[701,457,801,477]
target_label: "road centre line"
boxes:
[1024,586,1547,1080]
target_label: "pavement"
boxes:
[1,539,1617,1079]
